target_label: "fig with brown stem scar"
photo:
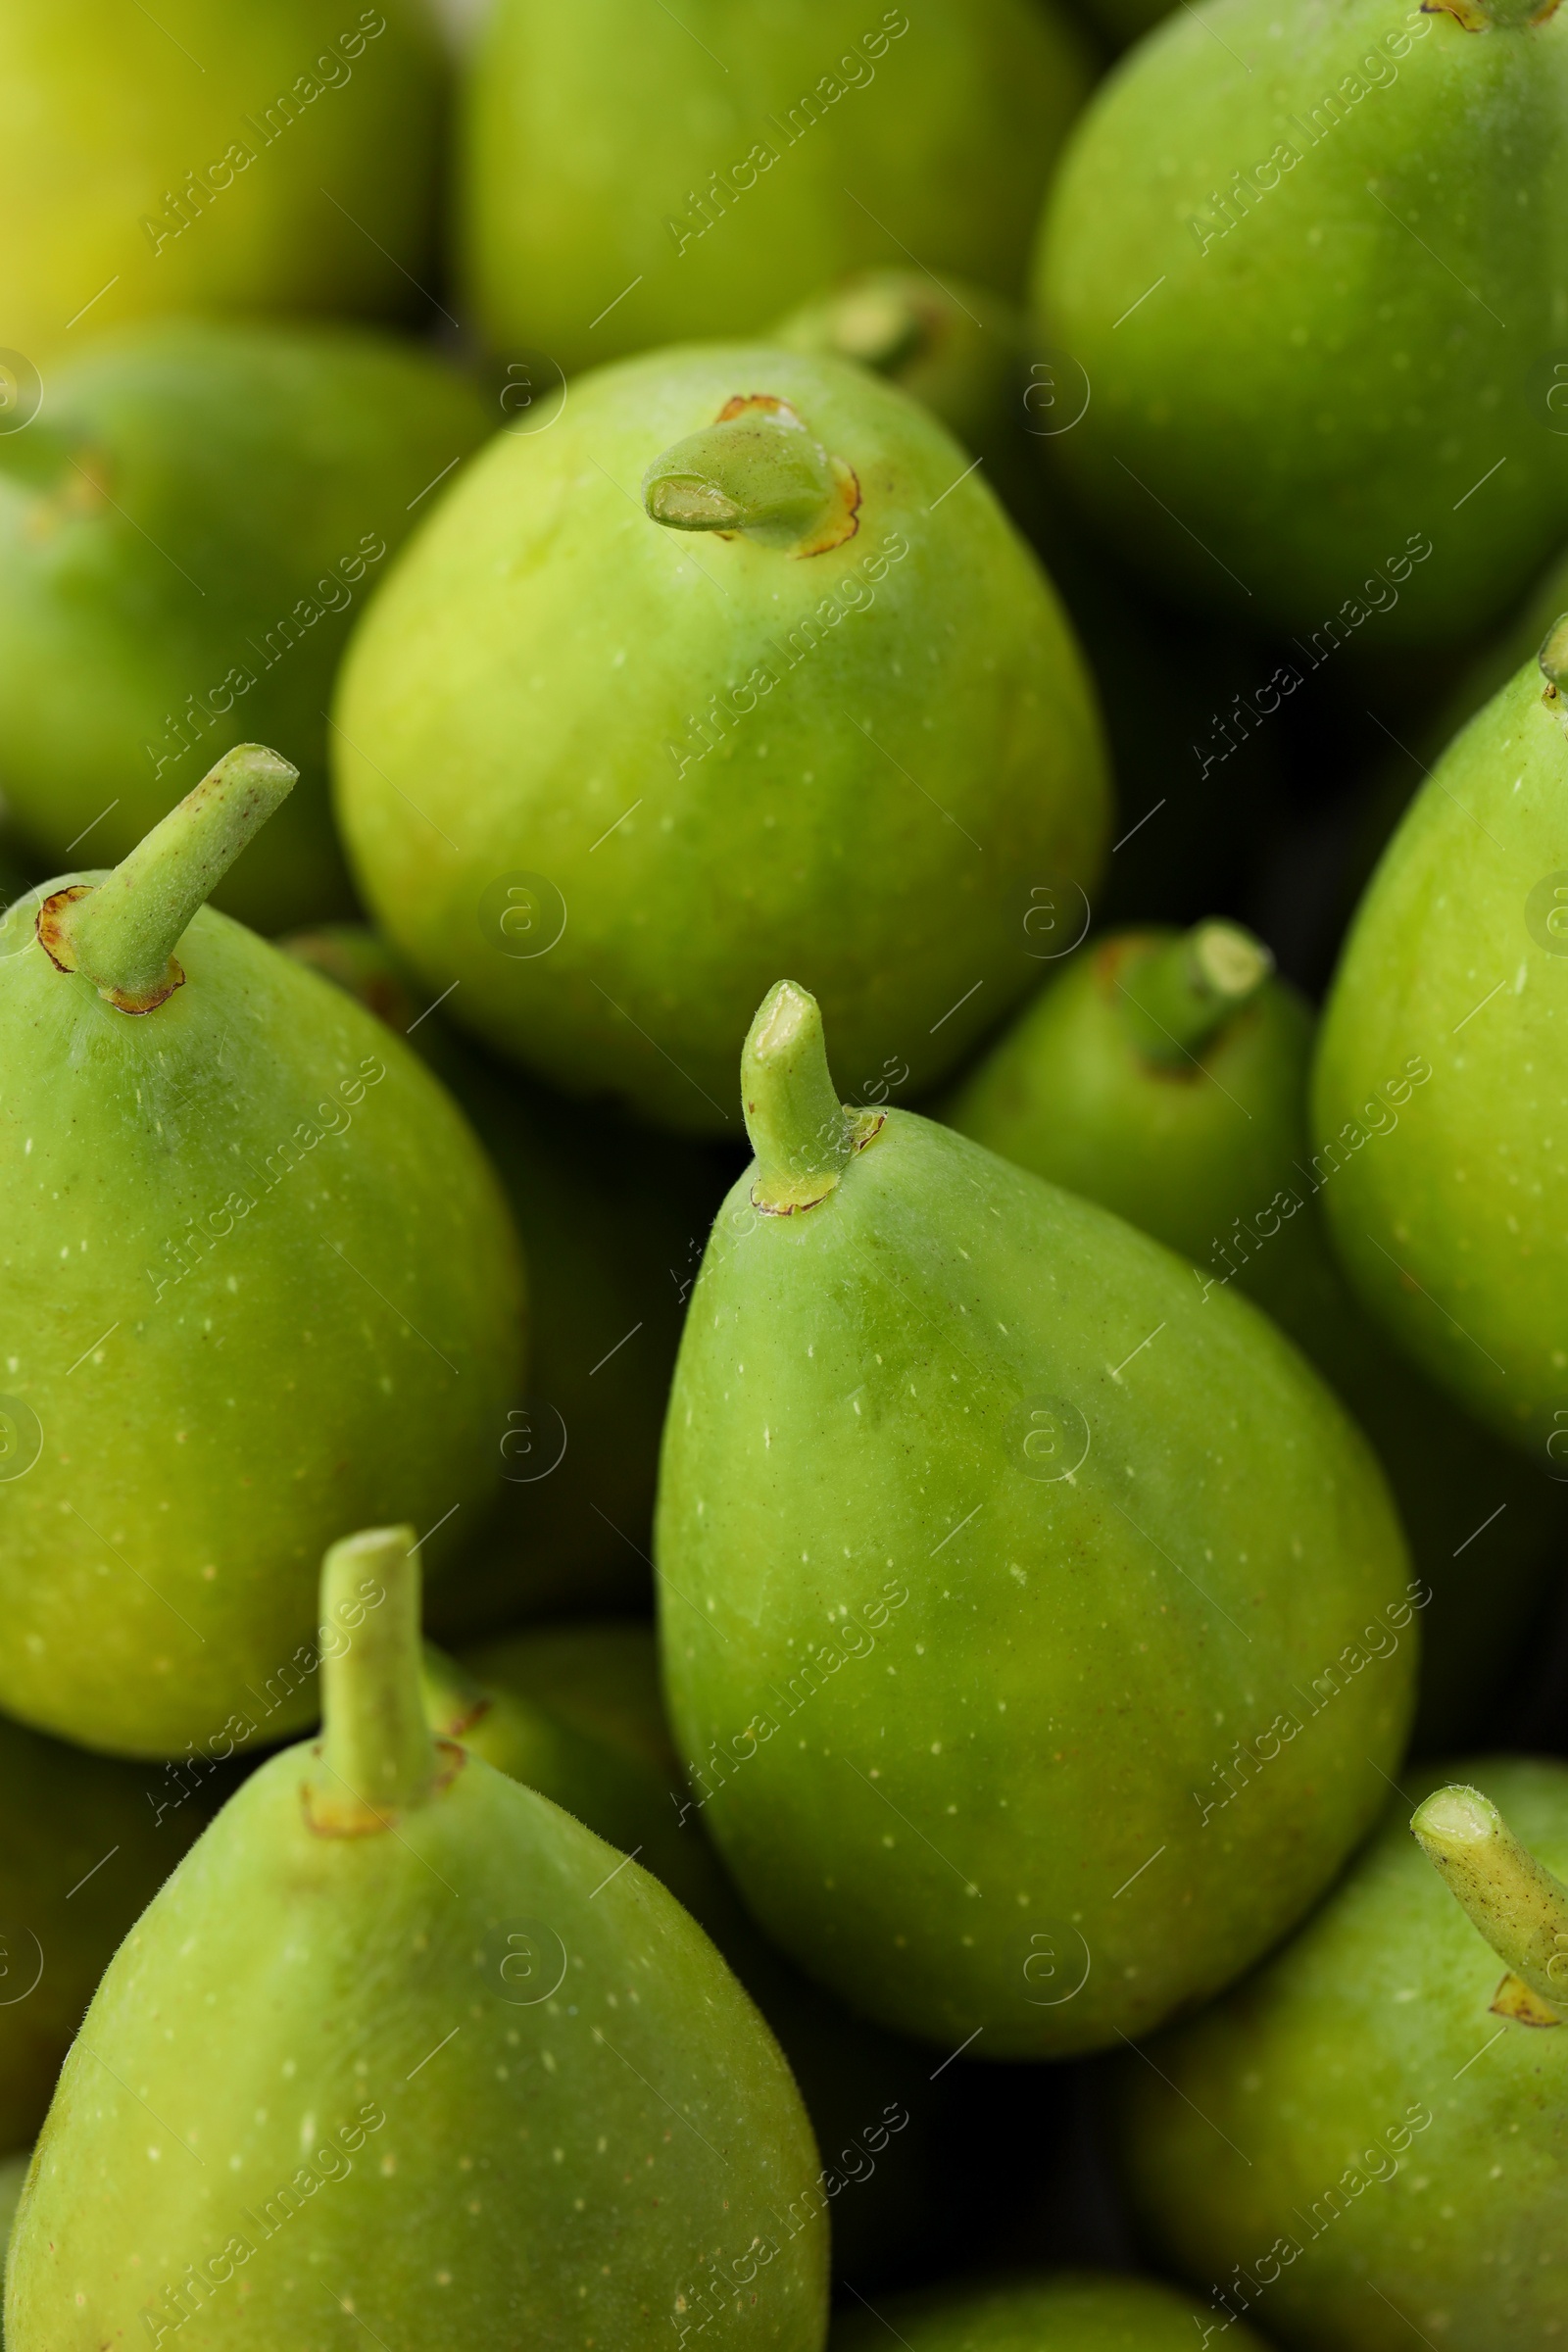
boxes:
[656,976,1415,2057]
[5,1529,827,2349]
[0,747,524,1759]
[332,344,1110,1134]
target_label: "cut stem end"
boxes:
[743,979,858,1213]
[643,397,858,555]
[1119,920,1274,1065]
[1412,1782,1568,2022]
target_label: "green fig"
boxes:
[1035,0,1568,642]
[945,920,1568,1748]
[332,343,1110,1133]
[422,1622,946,2282]
[0,1712,215,2148]
[459,0,1095,376]
[1314,644,1568,1462]
[0,748,525,1758]
[655,978,1414,2057]
[0,3,444,364]
[5,1529,828,2350]
[1119,1759,1568,2348]
[283,924,728,1624]
[0,318,489,933]
[829,2272,1275,2350]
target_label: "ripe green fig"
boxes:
[655,978,1414,2057]
[333,344,1109,1133]
[5,1530,828,2351]
[0,3,445,364]
[0,748,525,1759]
[1314,642,1568,1462]
[829,2272,1274,2350]
[1119,1759,1568,2349]
[0,1713,212,2149]
[1035,0,1568,642]
[283,924,726,1626]
[459,0,1094,375]
[0,318,488,933]
[422,1622,944,2282]
[945,920,1568,1747]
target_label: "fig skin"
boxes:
[332,343,1109,1135]
[5,1533,828,2351]
[944,922,1568,1750]
[0,754,526,1758]
[829,2270,1275,2349]
[1314,650,1568,1462]
[0,1712,215,2150]
[281,923,729,1629]
[1119,1759,1568,2351]
[1036,0,1568,643]
[459,0,1095,373]
[656,982,1415,2058]
[424,1621,947,2284]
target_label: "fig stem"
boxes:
[643,411,839,550]
[1411,1784,1568,2021]
[310,1527,440,1833]
[1118,920,1273,1065]
[743,979,855,1213]
[53,743,296,1005]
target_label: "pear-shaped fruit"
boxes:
[332,343,1109,1133]
[1035,0,1568,641]
[283,925,726,1626]
[1315,642,1568,1462]
[460,0,1094,375]
[0,2,445,364]
[1119,1759,1568,2348]
[656,979,1414,2056]
[0,318,488,933]
[0,749,524,1758]
[945,921,1568,1747]
[422,1623,944,2282]
[5,1530,827,2351]
[0,1712,214,2148]
[829,2271,1275,2349]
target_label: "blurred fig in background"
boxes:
[773,270,1036,511]
[0,0,447,362]
[459,0,1095,373]
[945,921,1567,1749]
[284,925,727,1630]
[0,319,488,932]
[421,1622,946,2286]
[830,2272,1275,2349]
[332,343,1109,1133]
[0,1713,210,2150]
[1036,0,1568,643]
